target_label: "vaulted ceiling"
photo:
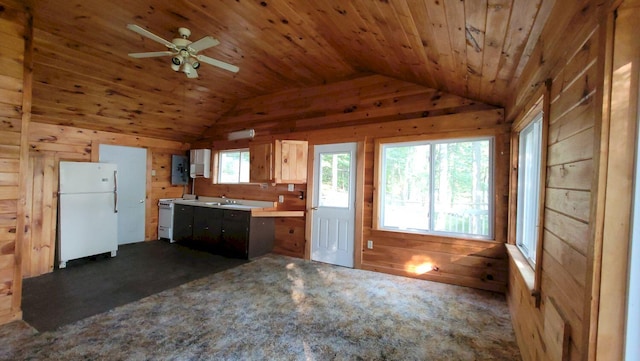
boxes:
[30,0,555,141]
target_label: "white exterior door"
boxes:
[100,144,147,245]
[311,143,356,268]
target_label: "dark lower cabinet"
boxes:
[221,210,250,258]
[173,204,194,242]
[173,205,274,260]
[245,217,275,259]
[193,207,223,251]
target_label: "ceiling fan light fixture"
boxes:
[127,24,240,78]
[183,62,195,76]
[171,55,183,66]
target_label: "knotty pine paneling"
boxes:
[0,0,27,326]
[21,154,56,278]
[22,122,190,279]
[505,1,603,359]
[24,0,557,141]
[204,75,501,140]
[195,76,510,293]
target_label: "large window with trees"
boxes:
[376,137,493,238]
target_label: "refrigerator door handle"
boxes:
[113,170,118,213]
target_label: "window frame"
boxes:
[373,133,495,240]
[515,113,543,266]
[507,80,550,307]
[213,148,251,184]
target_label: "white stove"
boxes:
[158,198,183,242]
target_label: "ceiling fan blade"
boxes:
[197,55,239,73]
[127,24,176,49]
[128,51,175,58]
[188,36,220,53]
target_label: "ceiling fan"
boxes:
[127,24,239,78]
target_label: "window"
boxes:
[377,137,493,239]
[319,151,351,208]
[515,114,543,265]
[217,149,250,183]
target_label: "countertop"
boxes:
[173,197,305,217]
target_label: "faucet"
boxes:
[220,195,238,204]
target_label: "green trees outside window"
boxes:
[380,138,492,238]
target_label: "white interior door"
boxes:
[311,143,356,268]
[100,144,147,245]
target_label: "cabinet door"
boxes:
[249,143,273,183]
[276,140,308,183]
[221,210,250,258]
[193,207,223,250]
[173,205,194,242]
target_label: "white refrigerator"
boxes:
[58,161,119,268]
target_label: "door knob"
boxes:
[139,200,145,203]
[311,207,318,210]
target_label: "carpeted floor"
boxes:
[1,254,521,360]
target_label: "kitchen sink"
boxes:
[220,204,258,209]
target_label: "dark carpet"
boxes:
[21,240,247,332]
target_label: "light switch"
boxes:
[287,183,294,191]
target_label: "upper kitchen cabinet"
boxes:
[250,140,308,184]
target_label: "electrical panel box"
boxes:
[190,149,211,178]
[171,154,189,185]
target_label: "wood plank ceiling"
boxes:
[30,0,555,142]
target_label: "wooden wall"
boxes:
[504,0,605,360]
[21,122,190,278]
[196,75,510,293]
[0,0,29,325]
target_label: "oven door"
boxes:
[158,203,174,241]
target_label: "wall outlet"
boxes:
[367,240,373,249]
[278,195,284,203]
[287,183,295,191]
[151,169,156,176]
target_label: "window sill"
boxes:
[506,244,536,294]
[374,227,494,242]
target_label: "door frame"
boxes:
[92,141,153,242]
[592,0,640,359]
[305,141,365,269]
